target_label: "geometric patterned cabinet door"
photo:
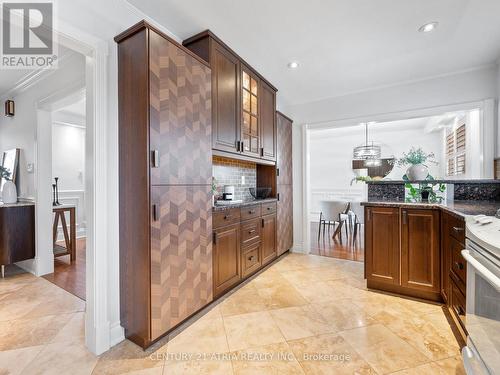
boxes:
[150,185,213,340]
[277,184,293,256]
[276,112,293,186]
[149,31,213,186]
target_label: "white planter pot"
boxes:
[2,180,17,204]
[406,164,429,181]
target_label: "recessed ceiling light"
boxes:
[287,61,299,69]
[418,21,438,33]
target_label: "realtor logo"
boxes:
[1,1,57,69]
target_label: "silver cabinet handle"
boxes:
[151,149,159,168]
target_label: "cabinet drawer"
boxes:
[241,243,261,277]
[450,237,467,285]
[241,218,261,247]
[450,277,466,330]
[213,208,241,229]
[241,204,261,221]
[448,215,465,244]
[261,201,277,215]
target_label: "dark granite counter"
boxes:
[362,200,500,218]
[366,179,500,184]
[213,198,277,211]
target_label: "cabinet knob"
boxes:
[249,210,255,214]
[224,215,232,220]
[454,261,464,270]
[248,255,255,261]
[248,229,256,234]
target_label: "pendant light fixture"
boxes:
[353,122,381,164]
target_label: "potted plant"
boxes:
[396,147,438,181]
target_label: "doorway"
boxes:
[42,92,87,300]
[303,101,495,261]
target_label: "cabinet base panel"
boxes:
[443,306,467,348]
[367,280,442,303]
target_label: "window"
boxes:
[446,123,466,176]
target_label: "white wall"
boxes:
[288,66,499,252]
[52,121,86,238]
[0,53,86,199]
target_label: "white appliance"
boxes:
[462,216,500,375]
[222,185,235,201]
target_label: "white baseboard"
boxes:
[291,242,308,254]
[109,321,125,348]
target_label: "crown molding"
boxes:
[1,50,78,101]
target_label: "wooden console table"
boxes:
[53,205,76,262]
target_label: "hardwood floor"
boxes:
[310,222,364,262]
[43,238,86,300]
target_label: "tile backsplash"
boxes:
[212,156,256,201]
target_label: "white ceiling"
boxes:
[0,45,76,96]
[128,0,500,107]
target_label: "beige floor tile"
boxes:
[231,342,305,375]
[223,311,285,352]
[269,305,335,340]
[163,357,233,375]
[288,333,377,375]
[340,324,429,374]
[269,257,304,272]
[391,355,466,375]
[92,340,166,375]
[256,282,308,310]
[167,316,229,355]
[374,310,460,361]
[52,311,85,344]
[295,280,347,304]
[219,284,269,317]
[280,269,323,286]
[0,313,73,351]
[313,298,376,331]
[0,345,44,375]
[20,341,97,375]
[198,304,222,321]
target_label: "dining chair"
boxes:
[317,201,350,241]
[349,202,364,241]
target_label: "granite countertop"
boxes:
[0,201,35,208]
[362,200,500,218]
[366,179,500,184]
[213,198,278,211]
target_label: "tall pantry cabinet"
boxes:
[276,111,293,255]
[115,21,213,348]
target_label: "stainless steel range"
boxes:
[462,215,500,374]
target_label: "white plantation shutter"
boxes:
[446,123,466,176]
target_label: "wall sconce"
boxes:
[4,100,14,117]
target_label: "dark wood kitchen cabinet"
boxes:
[260,81,277,161]
[261,213,277,265]
[441,210,467,345]
[365,205,441,301]
[116,21,213,348]
[184,30,277,164]
[401,208,440,294]
[213,223,241,297]
[365,206,400,285]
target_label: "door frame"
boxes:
[301,99,496,255]
[33,22,120,354]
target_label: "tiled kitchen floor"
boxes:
[0,253,465,375]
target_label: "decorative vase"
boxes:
[406,164,428,181]
[2,180,17,204]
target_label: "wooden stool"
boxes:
[53,205,76,262]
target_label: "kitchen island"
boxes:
[362,199,499,346]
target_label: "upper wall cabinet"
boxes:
[184,30,277,164]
